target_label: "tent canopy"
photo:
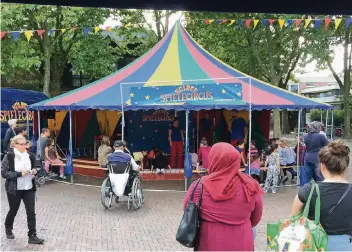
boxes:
[30,22,331,111]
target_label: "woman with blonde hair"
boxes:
[1,135,44,244]
[98,136,113,168]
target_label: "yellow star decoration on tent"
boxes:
[237,92,242,97]
[145,95,150,100]
[130,92,134,97]
[221,89,226,94]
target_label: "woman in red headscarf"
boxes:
[183,142,263,251]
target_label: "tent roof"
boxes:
[30,22,331,111]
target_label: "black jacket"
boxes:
[1,151,37,195]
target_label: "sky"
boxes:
[104,11,344,79]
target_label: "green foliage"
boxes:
[310,109,346,126]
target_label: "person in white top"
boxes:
[1,135,44,244]
[109,140,140,171]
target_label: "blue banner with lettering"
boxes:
[128,84,245,110]
[126,110,194,153]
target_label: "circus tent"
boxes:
[30,21,331,111]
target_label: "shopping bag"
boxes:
[64,154,73,175]
[109,173,129,197]
[267,182,327,251]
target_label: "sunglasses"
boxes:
[15,143,27,146]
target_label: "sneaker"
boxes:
[50,173,58,178]
[292,176,297,183]
[28,235,44,244]
[59,174,66,179]
[5,229,14,239]
[264,189,268,193]
[272,191,277,194]
[281,176,289,184]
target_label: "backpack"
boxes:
[267,183,328,251]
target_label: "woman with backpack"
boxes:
[291,141,352,251]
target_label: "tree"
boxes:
[1,4,111,96]
[184,12,313,137]
[308,17,352,138]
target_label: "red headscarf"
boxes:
[202,142,263,202]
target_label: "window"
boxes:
[305,83,314,87]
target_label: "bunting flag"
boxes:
[304,19,312,28]
[296,19,302,28]
[335,19,342,30]
[315,19,322,29]
[244,19,252,28]
[269,19,276,25]
[253,20,260,30]
[83,27,90,35]
[228,19,236,26]
[346,18,352,29]
[61,29,66,33]
[208,19,215,24]
[286,19,294,27]
[278,19,285,29]
[325,18,332,30]
[37,30,45,37]
[1,31,7,39]
[11,31,20,41]
[262,19,269,26]
[94,26,100,33]
[24,30,33,41]
[48,29,55,36]
[105,26,111,31]
[237,19,244,27]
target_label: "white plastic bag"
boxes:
[109,173,129,197]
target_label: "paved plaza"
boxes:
[1,141,351,251]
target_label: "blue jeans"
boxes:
[301,161,324,186]
[328,235,352,251]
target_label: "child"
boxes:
[196,138,212,171]
[235,140,246,167]
[44,138,66,179]
[152,148,170,174]
[147,146,156,169]
[139,149,148,171]
[247,140,260,182]
[264,143,280,193]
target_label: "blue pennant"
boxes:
[48,29,55,36]
[315,19,322,29]
[237,19,244,28]
[83,27,90,35]
[346,18,352,29]
[11,31,20,41]
[262,19,269,26]
[286,19,294,27]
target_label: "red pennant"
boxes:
[219,19,228,24]
[37,30,45,37]
[71,26,77,31]
[324,18,332,30]
[269,19,276,25]
[204,19,209,25]
[295,19,303,28]
[245,19,252,28]
[1,31,7,39]
[105,26,111,31]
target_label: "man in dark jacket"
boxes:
[3,119,17,152]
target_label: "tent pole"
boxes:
[69,110,73,184]
[325,110,328,135]
[248,77,252,176]
[297,109,302,186]
[120,83,125,141]
[37,111,41,155]
[320,110,323,123]
[185,110,191,191]
[331,110,334,140]
[197,111,199,152]
[26,109,29,139]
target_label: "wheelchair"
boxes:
[100,161,144,211]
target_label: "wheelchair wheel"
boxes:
[37,176,46,186]
[101,177,113,210]
[131,177,144,210]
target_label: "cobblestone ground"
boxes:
[1,140,351,251]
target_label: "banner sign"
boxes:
[130,84,243,106]
[0,101,34,123]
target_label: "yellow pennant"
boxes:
[335,19,342,30]
[304,19,311,28]
[61,29,66,33]
[24,30,33,41]
[94,27,100,33]
[253,20,260,30]
[228,19,236,26]
[125,23,132,28]
[278,19,285,29]
[209,19,215,24]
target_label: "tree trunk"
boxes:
[343,30,351,138]
[273,110,281,138]
[42,40,51,97]
[281,110,290,134]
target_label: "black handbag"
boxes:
[176,178,204,248]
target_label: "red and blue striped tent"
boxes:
[30,21,331,111]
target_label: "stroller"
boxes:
[34,156,49,187]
